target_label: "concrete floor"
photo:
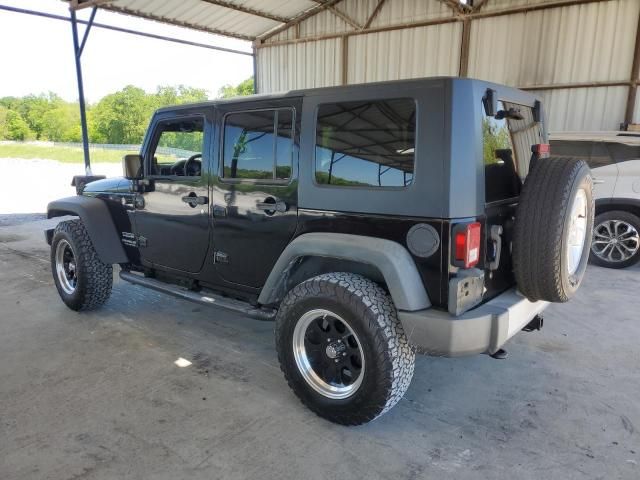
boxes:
[1,215,638,480]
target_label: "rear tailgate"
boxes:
[482,100,544,302]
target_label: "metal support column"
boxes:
[252,46,259,94]
[70,7,97,175]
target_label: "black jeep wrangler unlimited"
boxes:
[46,78,594,425]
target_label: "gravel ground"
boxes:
[0,158,121,215]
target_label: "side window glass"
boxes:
[222,109,294,182]
[315,98,416,187]
[150,117,204,177]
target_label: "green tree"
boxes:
[218,77,254,99]
[5,110,35,140]
[22,93,64,139]
[154,85,208,107]
[482,117,511,165]
[91,85,154,144]
[42,103,81,142]
[0,105,9,139]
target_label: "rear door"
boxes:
[210,98,301,288]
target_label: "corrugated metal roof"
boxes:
[69,0,640,132]
[75,0,323,41]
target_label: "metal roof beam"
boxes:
[363,0,387,30]
[438,1,470,15]
[256,0,344,43]
[311,1,363,30]
[101,4,256,41]
[0,4,253,56]
[198,0,290,24]
[70,0,113,10]
[257,0,616,48]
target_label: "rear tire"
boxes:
[51,219,113,311]
[589,210,640,269]
[513,157,594,302]
[275,273,415,425]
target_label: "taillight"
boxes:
[454,222,481,268]
[532,143,550,157]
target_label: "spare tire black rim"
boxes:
[292,309,364,399]
[592,219,640,263]
[566,188,589,275]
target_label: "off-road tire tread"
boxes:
[513,157,592,302]
[275,272,415,425]
[51,219,113,311]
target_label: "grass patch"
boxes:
[0,143,139,163]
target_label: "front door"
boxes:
[134,110,212,273]
[211,99,301,287]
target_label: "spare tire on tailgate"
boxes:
[513,157,594,303]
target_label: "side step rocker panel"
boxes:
[119,271,276,321]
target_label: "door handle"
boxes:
[182,193,208,207]
[256,198,287,214]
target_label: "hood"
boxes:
[82,176,131,194]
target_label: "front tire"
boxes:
[275,273,415,425]
[51,219,113,311]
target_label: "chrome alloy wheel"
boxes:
[55,239,78,295]
[592,219,640,263]
[566,188,589,275]
[292,309,364,399]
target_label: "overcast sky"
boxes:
[0,0,254,102]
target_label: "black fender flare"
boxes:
[46,196,128,264]
[257,233,431,311]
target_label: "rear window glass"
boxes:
[484,101,543,203]
[315,98,416,188]
[222,108,294,181]
[550,141,612,169]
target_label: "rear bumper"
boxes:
[398,288,549,357]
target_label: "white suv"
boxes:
[551,132,640,268]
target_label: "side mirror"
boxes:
[123,154,143,180]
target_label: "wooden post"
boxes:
[624,10,640,125]
[459,18,471,77]
[341,35,349,85]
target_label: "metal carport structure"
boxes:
[3,0,639,176]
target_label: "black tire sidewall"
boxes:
[560,168,594,296]
[277,288,392,420]
[589,211,640,269]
